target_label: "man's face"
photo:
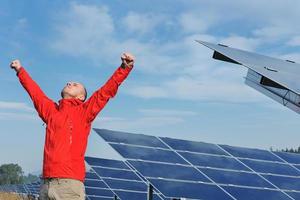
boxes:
[61,82,86,101]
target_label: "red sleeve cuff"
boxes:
[16,67,25,77]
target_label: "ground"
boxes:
[0,192,30,200]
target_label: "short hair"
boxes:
[83,87,87,101]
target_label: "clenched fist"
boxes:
[121,53,135,68]
[10,60,22,72]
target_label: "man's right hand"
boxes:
[10,60,22,72]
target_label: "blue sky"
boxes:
[1,0,300,174]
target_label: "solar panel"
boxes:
[219,144,282,162]
[178,151,249,171]
[274,151,300,165]
[85,171,116,200]
[197,40,300,114]
[0,171,118,200]
[25,181,40,196]
[95,128,300,200]
[0,184,28,196]
[85,156,164,200]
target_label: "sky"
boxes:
[1,0,300,174]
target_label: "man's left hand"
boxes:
[121,53,135,68]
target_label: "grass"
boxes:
[0,192,30,200]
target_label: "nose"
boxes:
[67,82,72,87]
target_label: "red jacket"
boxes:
[17,66,132,181]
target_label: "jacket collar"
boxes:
[58,98,83,109]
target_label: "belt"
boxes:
[42,178,83,184]
[43,178,61,184]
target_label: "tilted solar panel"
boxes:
[94,128,300,200]
[85,156,164,200]
[85,170,116,200]
[197,40,300,114]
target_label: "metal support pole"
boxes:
[147,183,153,200]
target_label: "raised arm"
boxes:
[82,53,134,122]
[10,60,57,123]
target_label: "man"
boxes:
[10,53,134,200]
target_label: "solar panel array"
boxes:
[94,128,300,200]
[25,181,40,196]
[85,170,116,200]
[0,181,40,197]
[85,156,163,200]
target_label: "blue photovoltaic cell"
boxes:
[85,188,114,197]
[179,151,250,171]
[149,178,232,200]
[294,165,300,171]
[86,157,164,200]
[287,192,300,200]
[199,168,274,188]
[114,191,162,200]
[240,159,300,176]
[160,137,228,156]
[110,143,188,164]
[94,128,167,148]
[223,186,291,200]
[102,178,147,191]
[86,171,100,180]
[26,182,40,195]
[129,160,211,183]
[92,167,141,181]
[85,180,107,188]
[88,197,112,200]
[85,156,129,169]
[220,145,282,162]
[85,171,115,200]
[263,175,300,191]
[274,151,300,165]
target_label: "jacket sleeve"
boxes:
[17,67,57,123]
[82,66,133,122]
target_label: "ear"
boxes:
[77,94,85,101]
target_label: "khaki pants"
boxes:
[39,178,85,200]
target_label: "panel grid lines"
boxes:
[88,168,119,199]
[156,137,238,200]
[108,141,172,151]
[95,129,300,200]
[270,150,300,174]
[123,160,165,199]
[93,166,133,172]
[86,157,165,200]
[216,144,296,200]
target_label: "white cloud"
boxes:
[0,112,37,121]
[93,107,199,131]
[286,36,300,47]
[0,101,34,112]
[0,101,37,121]
[125,85,168,99]
[124,75,266,103]
[122,12,164,34]
[50,2,297,106]
[94,116,184,131]
[139,108,198,117]
[219,36,261,51]
[253,25,294,42]
[178,12,215,34]
[52,3,115,59]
